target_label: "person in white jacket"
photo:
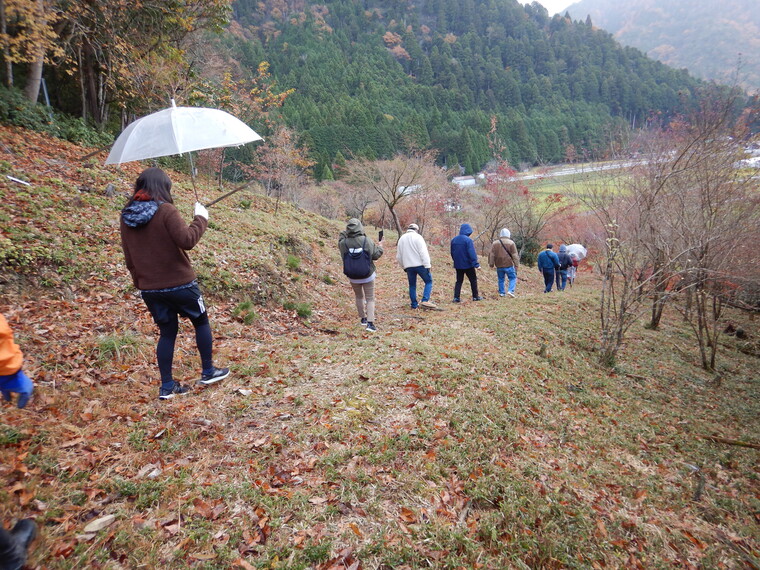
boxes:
[396,223,436,309]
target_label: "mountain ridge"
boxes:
[563,0,760,92]
[225,0,707,173]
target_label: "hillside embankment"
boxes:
[0,125,758,569]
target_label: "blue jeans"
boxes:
[556,269,568,291]
[497,266,517,295]
[1,369,34,408]
[542,269,555,292]
[406,266,432,308]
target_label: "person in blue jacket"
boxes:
[537,243,560,293]
[450,223,483,302]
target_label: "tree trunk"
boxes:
[0,0,12,87]
[23,56,43,103]
[22,0,45,102]
[80,40,100,122]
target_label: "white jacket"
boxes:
[396,229,431,269]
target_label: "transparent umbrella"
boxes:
[105,100,262,201]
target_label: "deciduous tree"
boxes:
[345,150,445,236]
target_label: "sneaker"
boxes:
[507,292,516,298]
[159,382,192,400]
[420,301,437,309]
[410,305,419,309]
[365,322,377,332]
[452,298,461,303]
[199,367,230,385]
[473,296,484,301]
[360,317,368,326]
[499,293,506,297]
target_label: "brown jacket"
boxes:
[488,238,519,269]
[120,203,208,290]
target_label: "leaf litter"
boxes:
[0,125,758,568]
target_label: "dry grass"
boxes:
[0,126,758,569]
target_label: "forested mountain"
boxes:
[225,0,704,173]
[563,0,760,93]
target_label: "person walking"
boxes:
[120,167,229,400]
[450,223,483,302]
[556,244,573,291]
[0,314,34,409]
[537,243,560,293]
[488,228,519,298]
[339,218,384,332]
[396,223,435,309]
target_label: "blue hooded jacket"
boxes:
[450,223,480,269]
[537,247,560,271]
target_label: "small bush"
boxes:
[514,235,541,267]
[286,254,301,271]
[0,85,113,147]
[96,332,140,362]
[232,301,258,325]
[0,426,23,446]
[283,301,312,319]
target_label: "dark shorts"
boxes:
[141,283,207,325]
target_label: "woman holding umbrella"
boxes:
[120,167,229,400]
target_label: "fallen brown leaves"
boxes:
[1,125,758,568]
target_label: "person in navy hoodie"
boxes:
[537,243,560,293]
[450,223,483,302]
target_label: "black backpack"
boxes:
[342,237,372,279]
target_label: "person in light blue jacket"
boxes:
[450,223,483,302]
[536,243,560,293]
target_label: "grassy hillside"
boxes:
[0,126,758,568]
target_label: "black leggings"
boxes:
[454,267,479,299]
[142,284,213,386]
[156,313,212,385]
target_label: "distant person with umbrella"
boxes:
[120,167,229,400]
[565,244,587,286]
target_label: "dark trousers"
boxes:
[141,284,214,386]
[542,269,555,292]
[556,269,568,290]
[454,267,479,299]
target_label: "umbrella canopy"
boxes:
[566,244,587,260]
[105,101,262,165]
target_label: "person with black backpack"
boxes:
[338,218,384,332]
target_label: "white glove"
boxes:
[194,202,208,220]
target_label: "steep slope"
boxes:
[1,126,758,568]
[564,0,760,92]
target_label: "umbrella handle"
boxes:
[206,180,257,208]
[187,153,200,202]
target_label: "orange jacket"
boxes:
[0,314,23,376]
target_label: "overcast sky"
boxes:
[519,0,571,15]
